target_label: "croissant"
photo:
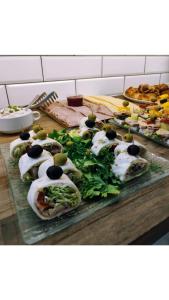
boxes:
[126,87,138,97]
[125,83,169,102]
[158,84,169,92]
[132,92,142,100]
[146,93,157,102]
[161,89,169,95]
[138,84,150,93]
[137,93,148,100]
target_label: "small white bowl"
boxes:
[0,108,40,134]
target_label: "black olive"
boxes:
[127,144,140,156]
[118,114,127,120]
[85,119,95,128]
[160,99,168,104]
[46,166,63,180]
[20,132,30,140]
[106,130,117,140]
[27,145,43,158]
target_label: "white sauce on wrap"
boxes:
[10,137,32,159]
[91,130,121,156]
[38,157,81,179]
[112,152,149,182]
[114,141,146,157]
[79,117,98,137]
[19,150,51,181]
[32,137,63,149]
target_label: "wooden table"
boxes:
[1,110,169,245]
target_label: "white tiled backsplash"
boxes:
[42,56,101,81]
[0,86,8,109]
[7,81,75,106]
[124,74,160,90]
[76,77,124,95]
[0,55,169,107]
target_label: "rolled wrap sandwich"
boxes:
[38,153,82,183]
[32,130,63,155]
[10,132,32,159]
[78,114,99,138]
[112,144,149,182]
[91,129,121,156]
[19,145,51,182]
[114,141,146,157]
[27,166,81,220]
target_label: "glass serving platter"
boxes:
[1,142,169,245]
[109,119,169,148]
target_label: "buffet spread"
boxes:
[9,116,150,220]
[1,84,169,243]
[112,84,169,146]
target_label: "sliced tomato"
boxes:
[160,118,169,124]
[146,120,155,124]
[36,192,50,210]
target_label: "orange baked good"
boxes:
[125,83,169,102]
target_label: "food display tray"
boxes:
[1,142,169,245]
[123,92,154,105]
[109,119,169,148]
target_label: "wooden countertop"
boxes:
[1,110,169,245]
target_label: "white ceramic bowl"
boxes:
[0,108,40,134]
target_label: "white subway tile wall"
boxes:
[7,81,75,106]
[0,86,8,109]
[160,73,169,83]
[42,56,101,81]
[0,56,43,84]
[124,74,160,90]
[103,56,145,76]
[145,56,169,73]
[0,55,168,107]
[76,77,124,95]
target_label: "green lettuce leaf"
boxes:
[49,129,121,200]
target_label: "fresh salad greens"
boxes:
[44,186,80,207]
[49,129,70,145]
[49,129,121,200]
[149,162,164,174]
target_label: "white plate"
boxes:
[123,92,155,105]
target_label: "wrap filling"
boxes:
[36,185,80,218]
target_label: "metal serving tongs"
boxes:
[22,91,58,110]
[22,92,47,109]
[39,91,59,108]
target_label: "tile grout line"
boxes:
[4,85,10,105]
[2,72,162,87]
[123,76,126,93]
[75,80,77,95]
[159,73,162,84]
[101,56,103,77]
[144,56,146,74]
[40,56,45,82]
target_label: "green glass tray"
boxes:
[1,142,169,245]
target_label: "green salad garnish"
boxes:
[49,129,121,200]
[44,186,80,207]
